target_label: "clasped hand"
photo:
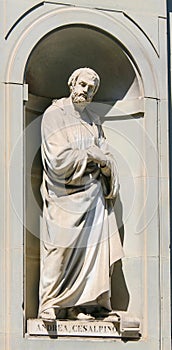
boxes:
[87,144,108,167]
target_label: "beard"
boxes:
[71,91,92,105]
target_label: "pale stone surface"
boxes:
[158,18,168,100]
[3,0,166,39]
[0,1,171,349]
[122,12,160,55]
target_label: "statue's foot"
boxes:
[67,307,94,320]
[77,312,95,320]
[91,307,118,319]
[38,308,56,321]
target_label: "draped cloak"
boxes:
[38,97,124,315]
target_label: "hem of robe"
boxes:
[39,253,124,314]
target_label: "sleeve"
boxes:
[98,125,119,199]
[41,108,88,184]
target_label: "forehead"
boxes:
[77,72,96,85]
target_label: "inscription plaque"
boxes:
[27,317,140,339]
[28,319,119,337]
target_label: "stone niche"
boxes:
[24,23,143,339]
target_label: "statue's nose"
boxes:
[83,85,88,93]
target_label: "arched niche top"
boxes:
[25,24,142,104]
[6,6,159,99]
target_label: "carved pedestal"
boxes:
[27,312,140,339]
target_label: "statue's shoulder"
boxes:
[43,97,68,116]
[42,98,67,129]
[51,97,68,110]
[44,97,67,114]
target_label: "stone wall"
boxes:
[0,1,170,349]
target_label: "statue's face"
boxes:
[71,72,97,104]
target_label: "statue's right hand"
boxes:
[87,144,107,166]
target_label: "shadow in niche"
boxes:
[111,195,130,311]
[25,230,40,319]
[25,25,138,102]
[31,146,43,211]
[25,147,42,319]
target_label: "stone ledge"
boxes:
[27,315,141,339]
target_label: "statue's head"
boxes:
[68,67,100,105]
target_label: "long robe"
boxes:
[38,97,124,315]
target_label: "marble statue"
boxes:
[38,67,124,321]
